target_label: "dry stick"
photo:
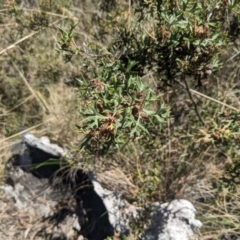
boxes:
[128,0,131,30]
[23,7,79,21]
[0,17,67,56]
[144,27,157,40]
[36,90,59,119]
[166,86,171,180]
[177,78,240,113]
[12,61,47,112]
[182,75,206,126]
[0,118,55,145]
[0,140,22,152]
[226,50,240,63]
[0,31,38,55]
[190,89,240,113]
[4,95,34,115]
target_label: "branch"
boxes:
[181,75,206,127]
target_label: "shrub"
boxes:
[57,0,238,153]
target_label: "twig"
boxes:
[0,118,55,144]
[182,75,206,126]
[3,95,34,115]
[226,50,240,63]
[190,89,240,113]
[12,61,47,112]
[23,8,79,21]
[0,31,38,55]
[0,18,67,56]
[128,0,131,30]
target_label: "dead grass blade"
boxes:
[0,31,38,56]
[0,117,55,145]
[12,61,47,112]
[35,90,58,118]
[190,88,240,112]
[3,95,34,115]
[0,17,67,56]
[23,8,79,21]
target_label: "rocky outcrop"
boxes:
[0,133,202,240]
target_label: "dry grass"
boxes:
[0,2,126,238]
[94,167,139,200]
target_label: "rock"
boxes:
[13,132,138,237]
[2,133,115,239]
[92,180,139,234]
[1,132,202,240]
[22,132,64,157]
[145,199,202,240]
[1,161,81,240]
[1,133,83,240]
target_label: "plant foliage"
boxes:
[57,0,239,153]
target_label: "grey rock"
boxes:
[92,180,139,234]
[23,132,64,157]
[22,133,138,235]
[1,134,81,240]
[1,133,202,240]
[145,199,202,240]
[1,165,81,239]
